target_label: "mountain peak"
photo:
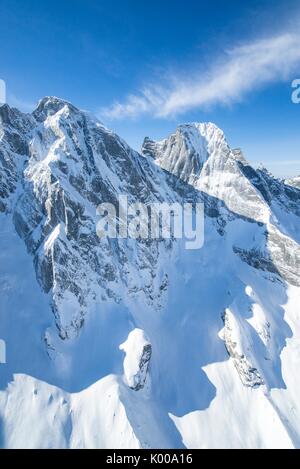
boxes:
[177,121,222,133]
[141,121,229,183]
[33,96,78,122]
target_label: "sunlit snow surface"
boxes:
[1,210,300,448]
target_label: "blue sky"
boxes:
[1,0,300,176]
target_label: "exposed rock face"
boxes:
[221,310,264,388]
[142,127,300,287]
[142,130,269,224]
[120,329,152,391]
[2,98,174,339]
[0,104,34,212]
[240,163,300,218]
[142,123,226,184]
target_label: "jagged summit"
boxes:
[0,101,33,128]
[286,174,300,189]
[141,121,230,184]
[33,96,79,121]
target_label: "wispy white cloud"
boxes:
[7,94,36,113]
[100,30,300,120]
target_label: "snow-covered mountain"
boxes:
[286,175,300,189]
[1,97,300,449]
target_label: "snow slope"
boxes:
[0,99,300,448]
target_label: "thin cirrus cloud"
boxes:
[7,93,36,113]
[100,30,300,120]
